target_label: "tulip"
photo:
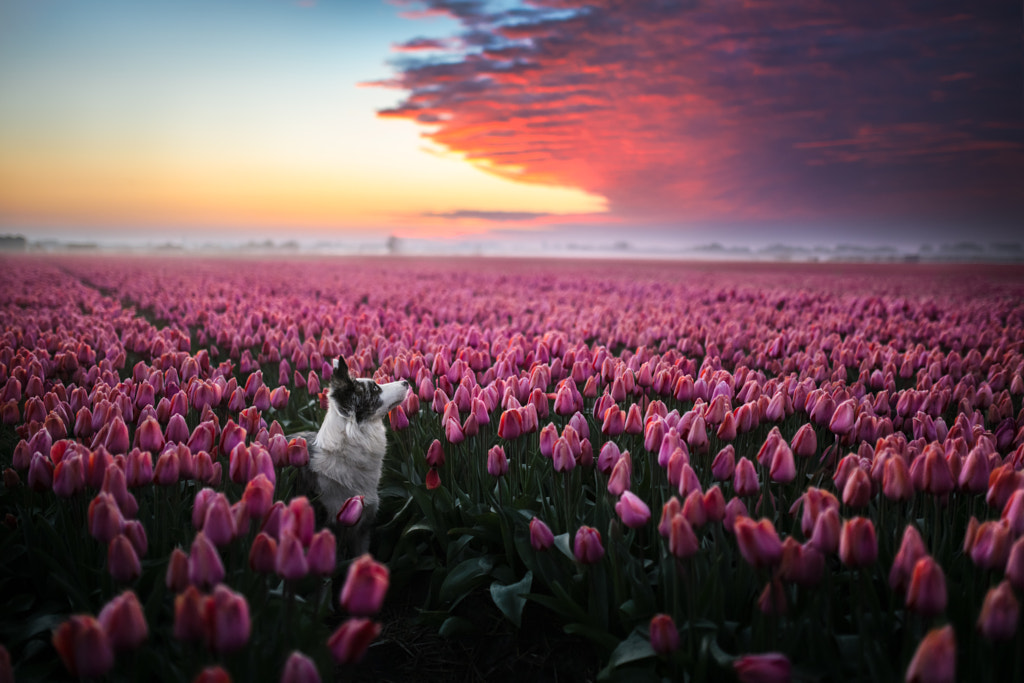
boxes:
[768,443,796,483]
[977,580,1019,641]
[101,465,138,518]
[758,577,787,616]
[108,533,142,582]
[778,537,824,587]
[597,441,622,474]
[487,444,509,477]
[552,437,576,473]
[153,448,180,485]
[829,398,856,436]
[607,452,631,496]
[188,531,226,588]
[1007,536,1024,591]
[307,529,337,575]
[842,468,872,508]
[52,453,85,497]
[882,456,913,501]
[287,437,309,467]
[206,584,251,654]
[328,618,381,664]
[733,652,791,683]
[539,423,558,458]
[905,625,955,683]
[649,614,679,656]
[53,615,114,678]
[733,457,759,497]
[88,492,125,544]
[336,495,365,527]
[425,467,441,490]
[249,532,278,574]
[174,585,206,642]
[703,486,726,523]
[125,448,153,487]
[203,493,237,547]
[497,409,523,440]
[123,519,148,557]
[340,554,390,616]
[790,423,817,458]
[135,416,165,453]
[839,517,877,568]
[682,489,707,527]
[601,405,625,436]
[574,525,605,564]
[968,520,1012,570]
[723,497,749,534]
[1002,489,1024,536]
[105,416,130,455]
[919,445,955,495]
[281,651,322,683]
[669,513,699,559]
[276,530,309,580]
[906,556,947,617]
[242,473,275,519]
[530,517,554,551]
[615,491,651,529]
[193,666,233,683]
[889,525,927,593]
[734,517,783,569]
[98,590,148,651]
[166,548,190,592]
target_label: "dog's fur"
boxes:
[290,357,409,555]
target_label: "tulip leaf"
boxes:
[489,570,532,627]
[607,630,656,668]
[438,615,475,638]
[438,556,494,607]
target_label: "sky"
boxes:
[0,0,1021,250]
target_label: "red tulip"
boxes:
[242,473,275,519]
[53,615,114,678]
[328,618,380,664]
[249,532,279,574]
[573,525,605,564]
[649,614,679,656]
[905,625,955,683]
[174,585,206,642]
[1007,536,1024,591]
[340,554,390,616]
[193,666,233,683]
[497,409,523,440]
[425,467,441,490]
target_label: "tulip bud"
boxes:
[98,590,148,651]
[108,533,142,583]
[889,525,926,593]
[425,467,441,490]
[734,517,783,569]
[340,554,390,616]
[615,491,651,529]
[648,614,679,656]
[905,625,955,683]
[669,513,699,559]
[166,548,190,593]
[276,530,309,580]
[573,525,605,564]
[307,529,337,575]
[487,445,509,477]
[529,517,554,551]
[188,531,225,588]
[839,517,877,568]
[337,495,365,527]
[281,650,322,683]
[206,584,251,654]
[733,457,759,497]
[977,580,1020,641]
[53,615,114,678]
[89,492,125,544]
[906,555,947,617]
[328,618,381,664]
[733,653,791,683]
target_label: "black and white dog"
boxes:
[291,357,409,555]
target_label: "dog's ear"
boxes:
[332,357,350,381]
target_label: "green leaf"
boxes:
[438,556,494,607]
[608,630,655,668]
[489,571,532,627]
[438,616,475,638]
[563,622,620,652]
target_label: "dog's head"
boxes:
[329,357,410,423]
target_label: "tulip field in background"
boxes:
[1,254,1023,682]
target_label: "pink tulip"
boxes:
[88,492,125,544]
[203,493,237,547]
[487,444,509,477]
[530,517,554,551]
[188,531,225,588]
[615,491,651,529]
[906,555,947,617]
[733,653,791,683]
[778,537,823,587]
[249,532,279,574]
[977,580,1019,641]
[340,554,390,616]
[733,457,759,497]
[166,548,190,593]
[276,529,309,580]
[281,650,322,683]
[205,584,251,654]
[607,452,631,496]
[242,473,275,519]
[574,525,604,564]
[669,513,699,559]
[53,615,114,678]
[649,614,679,656]
[98,590,148,651]
[287,437,309,467]
[734,517,783,569]
[889,525,927,593]
[108,533,142,582]
[52,453,85,497]
[307,529,337,576]
[337,495,365,526]
[905,625,955,683]
[839,517,877,568]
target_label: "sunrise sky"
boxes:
[1,0,1021,250]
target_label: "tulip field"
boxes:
[2,254,1024,682]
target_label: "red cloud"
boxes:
[377,1,1024,232]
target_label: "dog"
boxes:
[290,357,410,555]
